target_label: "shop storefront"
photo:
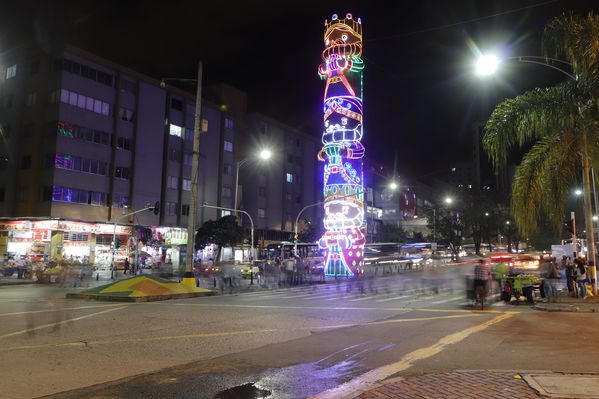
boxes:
[0,219,132,266]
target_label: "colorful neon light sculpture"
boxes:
[318,13,365,276]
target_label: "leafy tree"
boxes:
[426,206,463,260]
[376,223,407,243]
[460,192,497,255]
[195,215,246,264]
[298,220,324,243]
[482,13,599,260]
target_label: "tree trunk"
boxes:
[582,133,597,268]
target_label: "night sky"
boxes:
[2,0,597,179]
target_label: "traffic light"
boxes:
[293,233,299,244]
[153,201,160,215]
[115,237,121,249]
[110,241,115,250]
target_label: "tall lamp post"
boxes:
[234,149,272,212]
[160,61,203,288]
[476,53,597,278]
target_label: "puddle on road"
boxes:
[214,383,272,399]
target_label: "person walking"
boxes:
[473,259,491,303]
[124,258,130,275]
[296,256,305,285]
[542,257,560,302]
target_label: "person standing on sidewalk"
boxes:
[575,259,588,299]
[566,258,576,296]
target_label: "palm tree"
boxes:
[483,12,599,261]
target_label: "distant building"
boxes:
[243,113,321,243]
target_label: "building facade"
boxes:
[0,44,236,264]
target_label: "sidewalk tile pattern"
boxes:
[355,371,540,399]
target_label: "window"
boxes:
[185,129,194,141]
[117,137,132,151]
[171,98,183,111]
[181,204,190,216]
[169,124,182,137]
[20,155,31,169]
[258,187,266,197]
[59,59,113,86]
[120,79,136,94]
[221,210,231,217]
[258,208,266,218]
[286,173,293,183]
[183,153,192,166]
[119,107,135,122]
[223,163,232,175]
[23,123,34,138]
[223,140,233,152]
[53,154,108,176]
[59,89,111,116]
[169,149,181,162]
[113,193,129,208]
[167,202,178,215]
[26,92,37,106]
[182,179,192,191]
[90,191,106,205]
[260,123,268,135]
[167,176,179,189]
[224,117,234,129]
[115,166,131,179]
[222,186,232,198]
[18,187,28,202]
[5,64,17,79]
[55,122,111,146]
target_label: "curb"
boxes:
[65,291,215,302]
[0,280,37,286]
[533,304,598,313]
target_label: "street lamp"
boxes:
[234,148,273,212]
[475,55,499,76]
[389,181,398,191]
[575,189,583,196]
[444,197,453,205]
[475,54,576,81]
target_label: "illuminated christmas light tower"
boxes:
[317,13,365,277]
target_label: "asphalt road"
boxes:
[2,262,598,399]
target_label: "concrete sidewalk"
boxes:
[533,293,599,312]
[350,370,599,399]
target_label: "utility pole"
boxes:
[182,61,203,287]
[571,211,577,259]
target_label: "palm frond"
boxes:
[482,82,579,171]
[511,131,579,236]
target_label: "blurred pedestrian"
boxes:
[575,259,588,299]
[296,256,305,285]
[124,258,130,275]
[565,258,576,296]
[542,257,560,302]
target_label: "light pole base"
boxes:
[181,272,196,288]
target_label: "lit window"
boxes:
[169,124,182,137]
[286,173,293,183]
[182,179,192,191]
[223,140,233,152]
[224,117,234,129]
[221,210,232,217]
[167,176,179,189]
[5,64,17,79]
[258,208,266,218]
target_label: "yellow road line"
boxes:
[0,304,123,317]
[145,302,518,315]
[0,313,482,351]
[310,313,515,399]
[0,306,128,339]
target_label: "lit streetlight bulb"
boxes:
[575,189,583,196]
[445,197,453,204]
[259,149,272,160]
[389,182,398,190]
[476,55,499,76]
